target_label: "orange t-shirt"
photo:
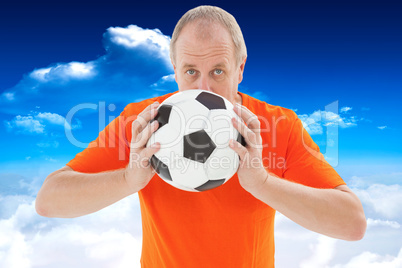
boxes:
[67,91,345,268]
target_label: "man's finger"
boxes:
[232,117,257,147]
[234,104,260,132]
[140,142,161,167]
[131,120,159,149]
[132,102,159,136]
[229,139,248,161]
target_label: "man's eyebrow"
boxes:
[213,62,227,68]
[181,63,227,69]
[182,63,196,69]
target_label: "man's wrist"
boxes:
[123,167,142,194]
[242,169,270,195]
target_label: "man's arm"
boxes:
[36,166,132,218]
[246,174,365,241]
[230,103,366,241]
[36,101,160,218]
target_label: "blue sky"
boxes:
[1,1,402,267]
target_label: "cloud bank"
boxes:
[275,175,402,267]
[4,172,399,267]
[0,192,143,268]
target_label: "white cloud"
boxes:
[5,115,45,134]
[0,195,35,219]
[36,141,59,148]
[354,184,402,220]
[108,25,169,48]
[298,110,357,135]
[150,74,177,92]
[107,25,170,64]
[29,67,52,82]
[276,214,402,268]
[367,218,400,229]
[300,236,337,268]
[377,126,387,130]
[348,172,402,188]
[330,248,402,268]
[160,74,175,82]
[2,92,15,101]
[0,194,143,268]
[66,62,96,78]
[5,112,81,135]
[27,225,142,268]
[36,112,66,126]
[29,62,96,83]
[44,157,58,162]
[340,106,352,113]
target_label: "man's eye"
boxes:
[186,70,196,75]
[214,69,223,75]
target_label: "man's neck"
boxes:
[236,92,243,105]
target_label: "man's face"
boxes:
[172,21,246,105]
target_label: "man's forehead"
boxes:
[187,19,227,39]
[181,61,229,69]
[176,39,234,67]
[177,20,233,47]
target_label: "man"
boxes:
[36,5,366,267]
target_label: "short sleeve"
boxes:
[66,111,132,173]
[282,118,345,188]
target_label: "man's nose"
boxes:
[197,75,212,92]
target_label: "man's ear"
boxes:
[238,56,247,84]
[171,59,178,83]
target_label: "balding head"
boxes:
[170,6,247,66]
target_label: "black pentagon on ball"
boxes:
[183,129,216,164]
[195,92,226,110]
[150,155,172,181]
[195,178,226,191]
[237,132,247,147]
[151,104,172,130]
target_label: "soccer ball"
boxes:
[147,89,245,192]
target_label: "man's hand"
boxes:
[125,101,161,192]
[230,103,268,192]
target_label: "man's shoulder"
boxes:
[121,91,177,117]
[241,92,298,122]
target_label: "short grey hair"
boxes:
[170,5,247,66]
